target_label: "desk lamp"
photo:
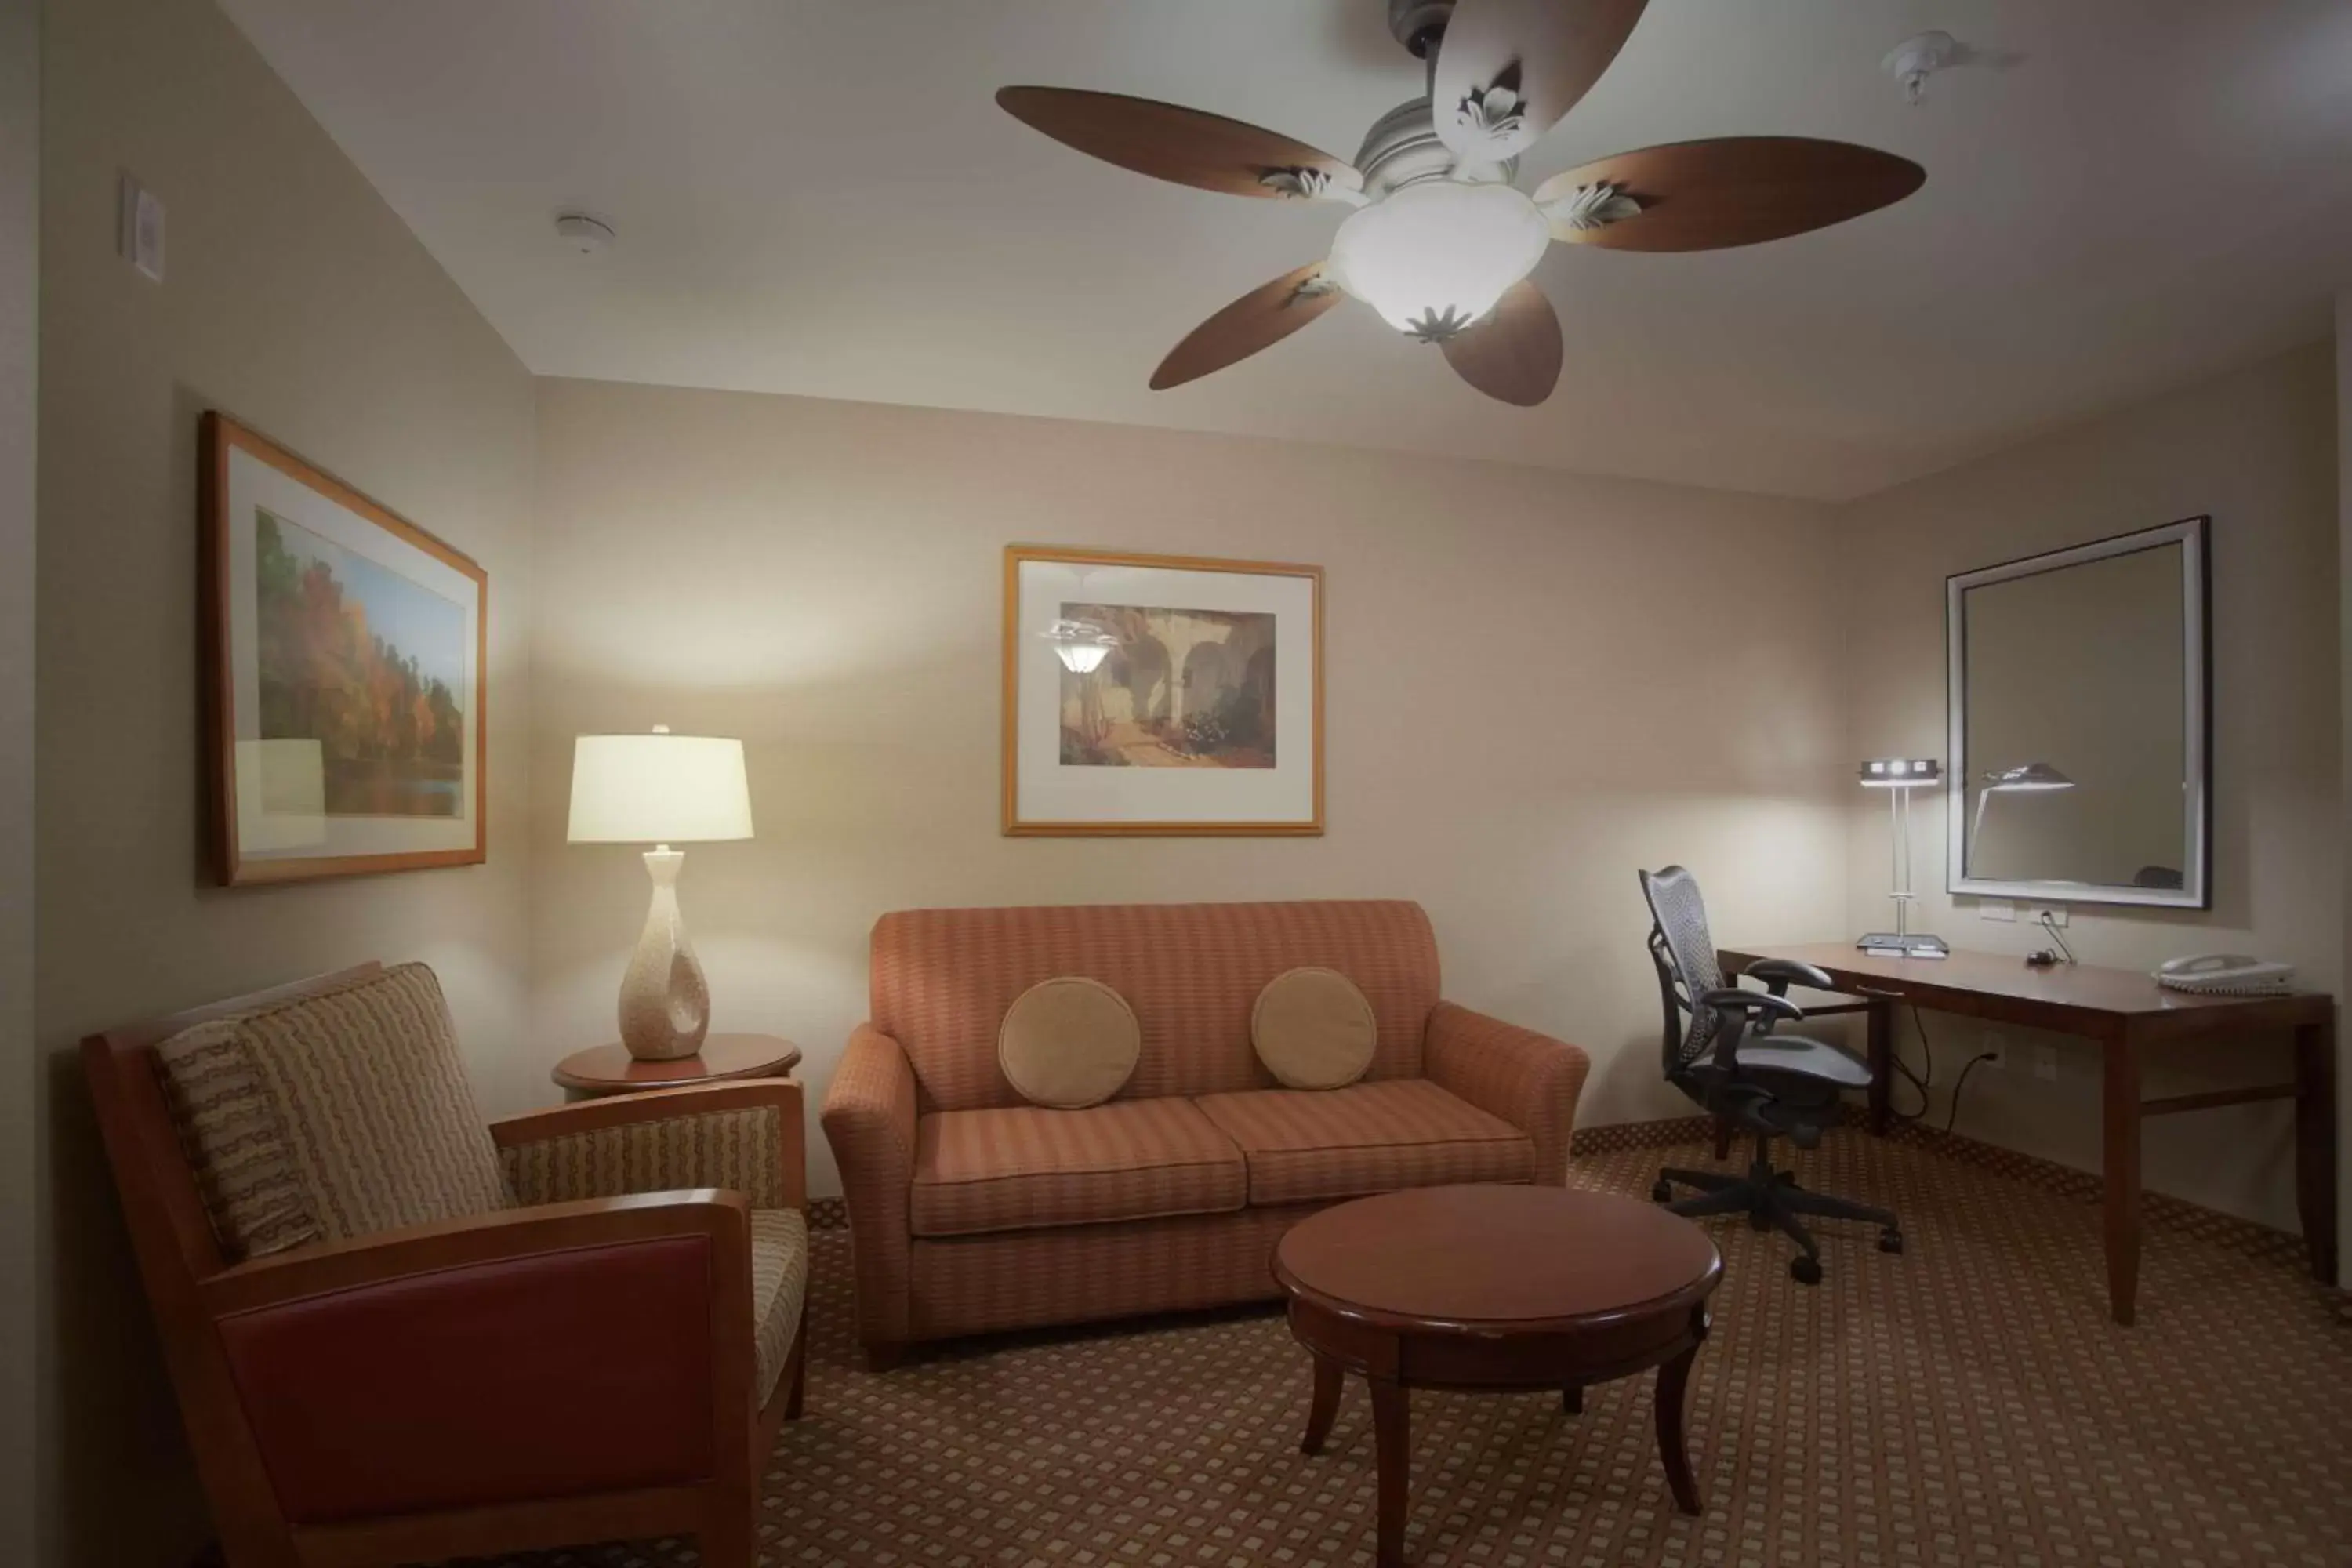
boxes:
[1858,757,1947,956]
[568,727,753,1059]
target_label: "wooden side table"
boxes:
[552,1033,803,1100]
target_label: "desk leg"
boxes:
[1866,999,1894,1136]
[2294,1017,2339,1287]
[2102,1033,2142,1326]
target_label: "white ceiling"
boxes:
[218,0,2352,502]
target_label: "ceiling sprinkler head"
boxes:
[1882,30,1960,105]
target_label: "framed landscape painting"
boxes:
[201,413,488,884]
[1003,545,1322,835]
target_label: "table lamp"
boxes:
[567,727,753,1060]
[1857,757,1947,956]
[1969,760,2074,851]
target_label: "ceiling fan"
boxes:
[999,0,1926,407]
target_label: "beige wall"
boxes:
[34,0,539,1560]
[531,377,1856,1196]
[2,0,38,1555]
[1835,343,2340,1229]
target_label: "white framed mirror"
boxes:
[1946,516,2209,909]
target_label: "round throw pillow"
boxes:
[1253,967,1377,1091]
[998,977,1141,1109]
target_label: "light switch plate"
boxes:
[1979,898,2016,922]
[118,174,165,281]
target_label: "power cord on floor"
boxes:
[1904,1004,1998,1134]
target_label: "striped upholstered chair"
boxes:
[82,960,806,1568]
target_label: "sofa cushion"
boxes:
[998,976,1140,1109]
[910,1098,1247,1238]
[1252,967,1377,1090]
[1193,1079,1534,1207]
[154,962,510,1261]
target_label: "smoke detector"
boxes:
[553,212,615,255]
[1882,31,1960,104]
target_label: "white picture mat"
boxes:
[1014,558,1316,826]
[225,444,479,859]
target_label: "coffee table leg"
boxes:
[1370,1376,1410,1568]
[1301,1352,1343,1455]
[1562,1385,1583,1415]
[1653,1344,1702,1515]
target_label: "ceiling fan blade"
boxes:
[1439,281,1563,406]
[1151,263,1345,390]
[1534,137,1926,251]
[1431,0,1648,165]
[998,86,1363,202]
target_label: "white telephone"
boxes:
[2154,954,2296,996]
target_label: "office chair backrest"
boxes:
[1639,865,1722,1076]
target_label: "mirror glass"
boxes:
[1947,520,2207,908]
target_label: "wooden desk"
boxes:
[1716,943,2336,1326]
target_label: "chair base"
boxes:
[1653,1138,1902,1283]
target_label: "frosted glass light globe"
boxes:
[1325,180,1553,339]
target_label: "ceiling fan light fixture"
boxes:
[1325,180,1552,340]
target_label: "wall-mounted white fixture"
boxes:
[1882,31,1961,104]
[554,212,615,255]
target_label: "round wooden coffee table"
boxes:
[1272,1185,1722,1568]
[551,1034,801,1099]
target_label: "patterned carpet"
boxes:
[462,1132,2351,1568]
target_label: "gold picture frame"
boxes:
[201,412,489,884]
[1002,545,1323,836]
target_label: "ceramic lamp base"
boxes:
[619,848,712,1061]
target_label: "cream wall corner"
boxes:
[34,0,538,1561]
[528,377,1856,1197]
[1835,342,2340,1231]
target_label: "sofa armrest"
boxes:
[199,1192,754,1524]
[1425,1002,1591,1185]
[492,1080,806,1211]
[819,1024,919,1348]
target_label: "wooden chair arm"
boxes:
[195,1192,760,1526]
[200,1189,747,1318]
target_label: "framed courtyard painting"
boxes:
[201,412,488,884]
[1003,545,1323,836]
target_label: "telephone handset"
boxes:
[2154,954,2296,996]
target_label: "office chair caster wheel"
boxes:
[1650,1180,1674,1203]
[1789,1255,1823,1286]
[1878,1229,1904,1254]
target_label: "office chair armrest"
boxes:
[1744,958,1836,997]
[1698,987,1805,1026]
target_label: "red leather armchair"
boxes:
[83,963,805,1568]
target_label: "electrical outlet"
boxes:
[2033,906,2069,928]
[2033,1043,2060,1081]
[1980,898,2016,922]
[1980,1030,2005,1067]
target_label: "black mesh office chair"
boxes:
[1640,865,1903,1284]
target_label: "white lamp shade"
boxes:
[568,732,753,844]
[1326,181,1553,336]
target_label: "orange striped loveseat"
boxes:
[820,900,1591,1363]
